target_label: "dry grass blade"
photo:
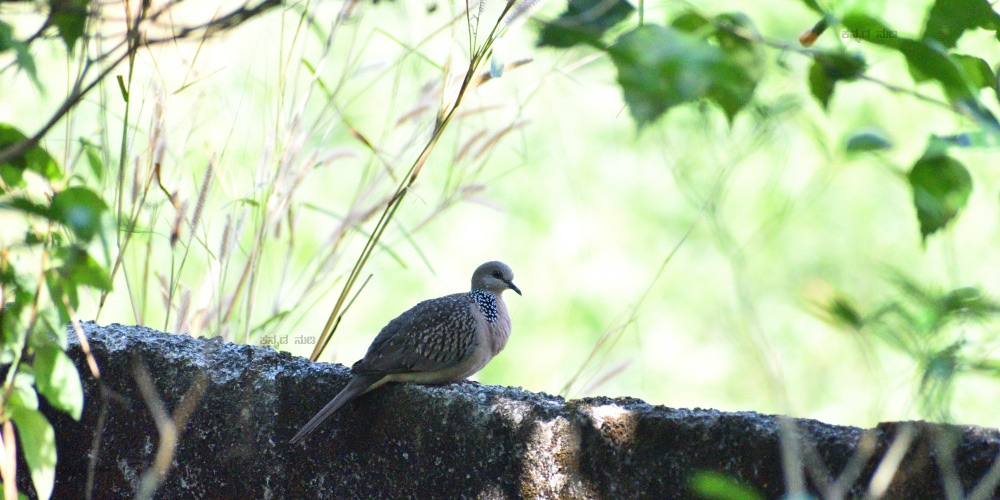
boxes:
[503,0,545,30]
[778,416,806,497]
[1,0,228,165]
[799,423,840,496]
[85,385,112,500]
[310,0,524,360]
[454,128,489,163]
[83,0,283,320]
[561,208,704,396]
[931,428,964,500]
[396,103,433,126]
[132,360,208,500]
[66,0,539,355]
[579,358,632,395]
[472,119,528,161]
[130,156,141,205]
[827,430,878,499]
[218,214,233,264]
[170,200,188,248]
[132,361,176,500]
[189,157,215,242]
[559,321,627,397]
[174,288,191,335]
[324,273,373,348]
[0,421,15,500]
[473,57,533,86]
[68,309,102,378]
[968,445,1000,500]
[866,423,916,498]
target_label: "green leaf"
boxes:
[841,14,997,127]
[846,130,892,152]
[841,13,900,48]
[9,372,38,412]
[33,342,84,420]
[608,19,762,126]
[45,268,76,324]
[27,317,68,352]
[49,0,90,53]
[799,0,825,14]
[0,284,30,354]
[936,130,1000,148]
[45,245,110,322]
[923,0,1000,49]
[54,246,112,291]
[707,60,757,122]
[809,61,835,108]
[9,403,56,500]
[13,44,40,89]
[937,286,998,318]
[709,14,764,122]
[537,0,635,49]
[690,471,764,500]
[950,54,994,89]
[8,372,57,499]
[816,52,867,80]
[808,52,866,109]
[952,97,1000,129]
[0,21,14,54]
[908,142,973,242]
[896,39,971,100]
[0,21,41,89]
[671,11,710,33]
[969,358,1000,377]
[51,186,108,243]
[919,342,960,420]
[0,124,61,185]
[0,196,52,221]
[0,164,24,189]
[116,74,129,102]
[78,138,105,180]
[708,60,757,123]
[827,296,865,330]
[609,25,722,128]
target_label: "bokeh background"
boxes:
[3,0,1000,429]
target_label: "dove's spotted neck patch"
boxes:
[469,289,499,323]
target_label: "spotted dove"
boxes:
[290,261,520,444]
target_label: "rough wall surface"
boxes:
[20,322,1000,498]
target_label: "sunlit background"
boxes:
[3,0,1000,429]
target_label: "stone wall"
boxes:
[21,322,1000,498]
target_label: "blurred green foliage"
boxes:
[539,0,998,241]
[0,121,101,499]
[820,275,1000,422]
[691,471,765,500]
[528,0,1000,427]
